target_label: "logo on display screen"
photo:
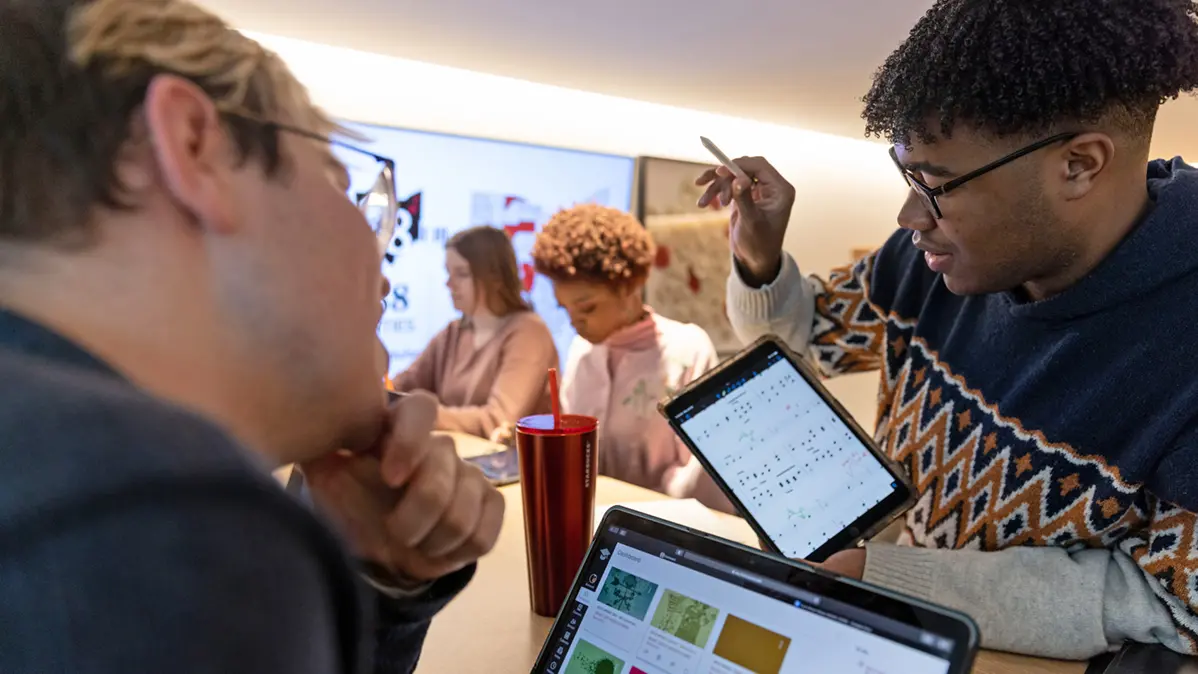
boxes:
[383,192,423,264]
[379,191,447,369]
[385,284,410,312]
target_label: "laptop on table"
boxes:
[531,507,978,674]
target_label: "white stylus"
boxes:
[700,136,752,183]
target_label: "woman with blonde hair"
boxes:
[392,226,557,438]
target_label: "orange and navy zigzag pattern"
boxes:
[810,263,886,381]
[883,337,1141,551]
[808,257,1198,651]
[1122,498,1198,652]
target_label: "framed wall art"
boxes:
[637,156,740,356]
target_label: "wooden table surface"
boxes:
[414,476,1086,674]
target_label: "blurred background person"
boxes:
[531,205,732,511]
[392,226,557,438]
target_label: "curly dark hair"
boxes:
[531,204,654,286]
[862,0,1198,144]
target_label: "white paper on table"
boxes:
[594,499,759,548]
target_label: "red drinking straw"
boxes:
[548,368,561,429]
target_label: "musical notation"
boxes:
[785,499,830,522]
[678,356,898,558]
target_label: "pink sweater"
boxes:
[561,310,733,512]
[393,311,558,438]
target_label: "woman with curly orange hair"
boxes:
[532,205,731,511]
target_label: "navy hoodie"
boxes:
[795,158,1198,647]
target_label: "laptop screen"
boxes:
[533,513,966,674]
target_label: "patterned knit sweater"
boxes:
[727,158,1198,659]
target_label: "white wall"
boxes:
[249,32,905,429]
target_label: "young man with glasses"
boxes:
[0,0,502,672]
[703,0,1198,661]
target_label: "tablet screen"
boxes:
[532,509,978,674]
[673,348,901,559]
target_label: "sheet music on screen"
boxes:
[678,351,897,558]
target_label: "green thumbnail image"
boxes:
[597,568,659,620]
[564,640,625,674]
[650,589,719,648]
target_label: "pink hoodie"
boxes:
[561,309,734,513]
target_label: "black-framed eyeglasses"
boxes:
[889,132,1080,219]
[222,111,398,258]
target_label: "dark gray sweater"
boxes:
[0,310,471,673]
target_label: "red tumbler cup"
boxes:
[516,413,599,617]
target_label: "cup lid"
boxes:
[517,413,598,435]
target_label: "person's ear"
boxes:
[1058,133,1115,201]
[141,74,238,235]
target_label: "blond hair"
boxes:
[0,0,333,244]
[69,0,329,131]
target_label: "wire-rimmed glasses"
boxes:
[221,111,398,257]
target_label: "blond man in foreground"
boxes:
[0,1,503,671]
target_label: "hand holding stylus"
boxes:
[695,152,796,287]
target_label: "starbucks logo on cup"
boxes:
[584,439,592,488]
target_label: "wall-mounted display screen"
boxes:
[336,122,636,377]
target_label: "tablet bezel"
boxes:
[659,334,915,562]
[530,507,979,674]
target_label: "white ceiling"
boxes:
[200,0,1198,157]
